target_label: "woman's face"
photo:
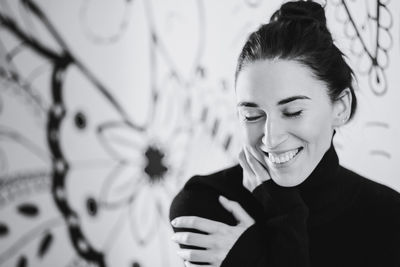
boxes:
[236,59,340,187]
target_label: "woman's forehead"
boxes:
[235,59,328,104]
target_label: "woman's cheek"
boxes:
[294,115,332,149]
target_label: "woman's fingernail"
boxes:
[219,195,228,202]
[171,219,177,226]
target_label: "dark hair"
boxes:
[235,1,357,120]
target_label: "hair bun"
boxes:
[271,1,326,26]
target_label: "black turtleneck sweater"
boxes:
[169,145,400,266]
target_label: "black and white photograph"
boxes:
[0,0,399,266]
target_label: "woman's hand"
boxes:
[239,146,271,192]
[171,196,255,267]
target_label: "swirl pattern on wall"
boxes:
[333,0,393,96]
[0,0,244,266]
[1,0,398,267]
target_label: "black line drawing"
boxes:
[333,0,393,96]
[0,0,233,266]
[0,0,397,266]
[364,121,392,159]
[79,0,133,44]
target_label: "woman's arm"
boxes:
[169,179,264,267]
[169,174,310,267]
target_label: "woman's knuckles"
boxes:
[208,238,218,249]
[220,226,232,235]
[187,250,198,261]
[181,233,191,244]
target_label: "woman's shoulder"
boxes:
[169,164,244,225]
[340,166,400,198]
[183,164,243,192]
[339,166,400,257]
[339,166,400,214]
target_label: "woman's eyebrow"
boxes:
[237,102,259,108]
[277,95,311,105]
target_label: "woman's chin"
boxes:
[270,173,307,187]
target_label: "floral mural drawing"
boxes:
[331,0,397,181]
[0,0,251,266]
[1,0,399,267]
[333,0,393,96]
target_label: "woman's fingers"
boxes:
[218,196,254,226]
[172,232,212,248]
[177,248,215,263]
[244,147,271,182]
[242,147,263,191]
[171,216,226,234]
[239,149,257,191]
[172,205,254,266]
[238,149,255,176]
[184,261,215,267]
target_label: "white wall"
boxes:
[0,0,399,266]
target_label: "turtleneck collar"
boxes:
[297,142,339,196]
[238,140,358,226]
[295,143,354,225]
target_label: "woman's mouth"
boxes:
[263,147,303,165]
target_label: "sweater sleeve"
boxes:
[169,175,267,266]
[169,176,310,267]
[251,181,310,267]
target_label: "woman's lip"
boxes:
[262,147,303,157]
[263,147,303,167]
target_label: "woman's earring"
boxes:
[337,112,348,123]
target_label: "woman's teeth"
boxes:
[268,148,301,164]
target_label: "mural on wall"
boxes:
[0,0,399,267]
[330,0,397,178]
[332,0,392,158]
[333,0,392,96]
[0,0,260,266]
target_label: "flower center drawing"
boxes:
[144,145,168,184]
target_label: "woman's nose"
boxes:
[262,118,287,149]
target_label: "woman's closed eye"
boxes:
[244,115,264,122]
[240,113,264,122]
[283,110,303,118]
[238,109,264,122]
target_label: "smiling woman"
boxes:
[235,59,342,188]
[169,1,400,267]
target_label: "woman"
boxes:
[169,1,400,266]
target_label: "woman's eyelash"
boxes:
[243,115,263,122]
[284,111,302,118]
[241,110,302,121]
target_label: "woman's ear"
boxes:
[332,88,352,128]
